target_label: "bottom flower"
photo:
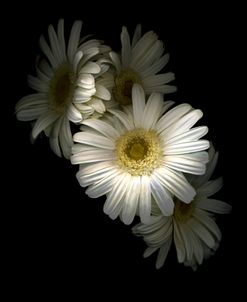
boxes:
[132,145,232,270]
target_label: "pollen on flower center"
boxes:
[174,199,195,223]
[49,64,75,113]
[116,128,163,175]
[112,69,142,105]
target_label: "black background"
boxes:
[4,1,242,298]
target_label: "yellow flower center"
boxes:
[48,64,75,113]
[112,69,142,105]
[116,128,163,175]
[174,199,195,223]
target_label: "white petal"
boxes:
[121,26,131,69]
[28,75,49,93]
[15,94,47,112]
[142,53,170,78]
[188,218,215,249]
[132,24,141,47]
[48,24,64,64]
[109,51,121,73]
[132,84,145,127]
[82,119,120,139]
[67,104,82,123]
[150,173,174,216]
[71,149,115,165]
[156,236,172,269]
[164,126,209,146]
[77,164,118,187]
[164,155,206,175]
[77,74,95,89]
[95,84,111,100]
[39,35,57,67]
[59,117,73,159]
[108,109,134,130]
[32,111,59,139]
[193,209,222,241]
[79,61,101,74]
[121,176,141,225]
[162,109,204,140]
[178,222,194,262]
[139,175,151,224]
[49,117,62,157]
[88,98,106,114]
[67,20,82,63]
[86,169,122,198]
[173,220,186,263]
[16,106,47,121]
[143,247,159,258]
[155,103,192,134]
[142,92,164,130]
[73,132,115,149]
[198,177,223,197]
[104,173,130,216]
[164,140,210,155]
[143,72,175,87]
[154,167,196,203]
[197,198,232,214]
[57,19,66,59]
[194,150,219,187]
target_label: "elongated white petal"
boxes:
[32,111,59,139]
[82,119,120,139]
[139,175,151,224]
[197,198,232,214]
[150,173,174,216]
[73,132,115,149]
[142,92,164,130]
[154,167,196,203]
[121,176,141,225]
[132,84,145,127]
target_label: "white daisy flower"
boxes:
[132,145,232,270]
[105,24,177,106]
[15,19,111,159]
[71,84,209,225]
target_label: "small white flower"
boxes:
[71,84,209,225]
[15,19,111,159]
[132,145,232,270]
[102,24,177,106]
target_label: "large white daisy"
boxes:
[71,84,209,225]
[104,24,177,106]
[132,145,232,270]
[15,19,111,159]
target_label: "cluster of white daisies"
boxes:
[16,19,231,270]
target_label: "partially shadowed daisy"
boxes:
[71,84,209,225]
[105,25,176,106]
[132,145,232,269]
[15,19,111,158]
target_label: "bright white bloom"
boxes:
[132,145,232,270]
[71,84,209,225]
[104,25,176,106]
[15,19,111,159]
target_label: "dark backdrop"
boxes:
[4,1,240,298]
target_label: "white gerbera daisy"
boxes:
[71,84,209,225]
[15,19,111,159]
[105,24,177,106]
[132,145,232,270]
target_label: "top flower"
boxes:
[71,84,209,225]
[105,25,177,106]
[15,19,111,158]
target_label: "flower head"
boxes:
[103,25,176,106]
[15,19,111,158]
[71,84,209,224]
[132,145,232,270]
